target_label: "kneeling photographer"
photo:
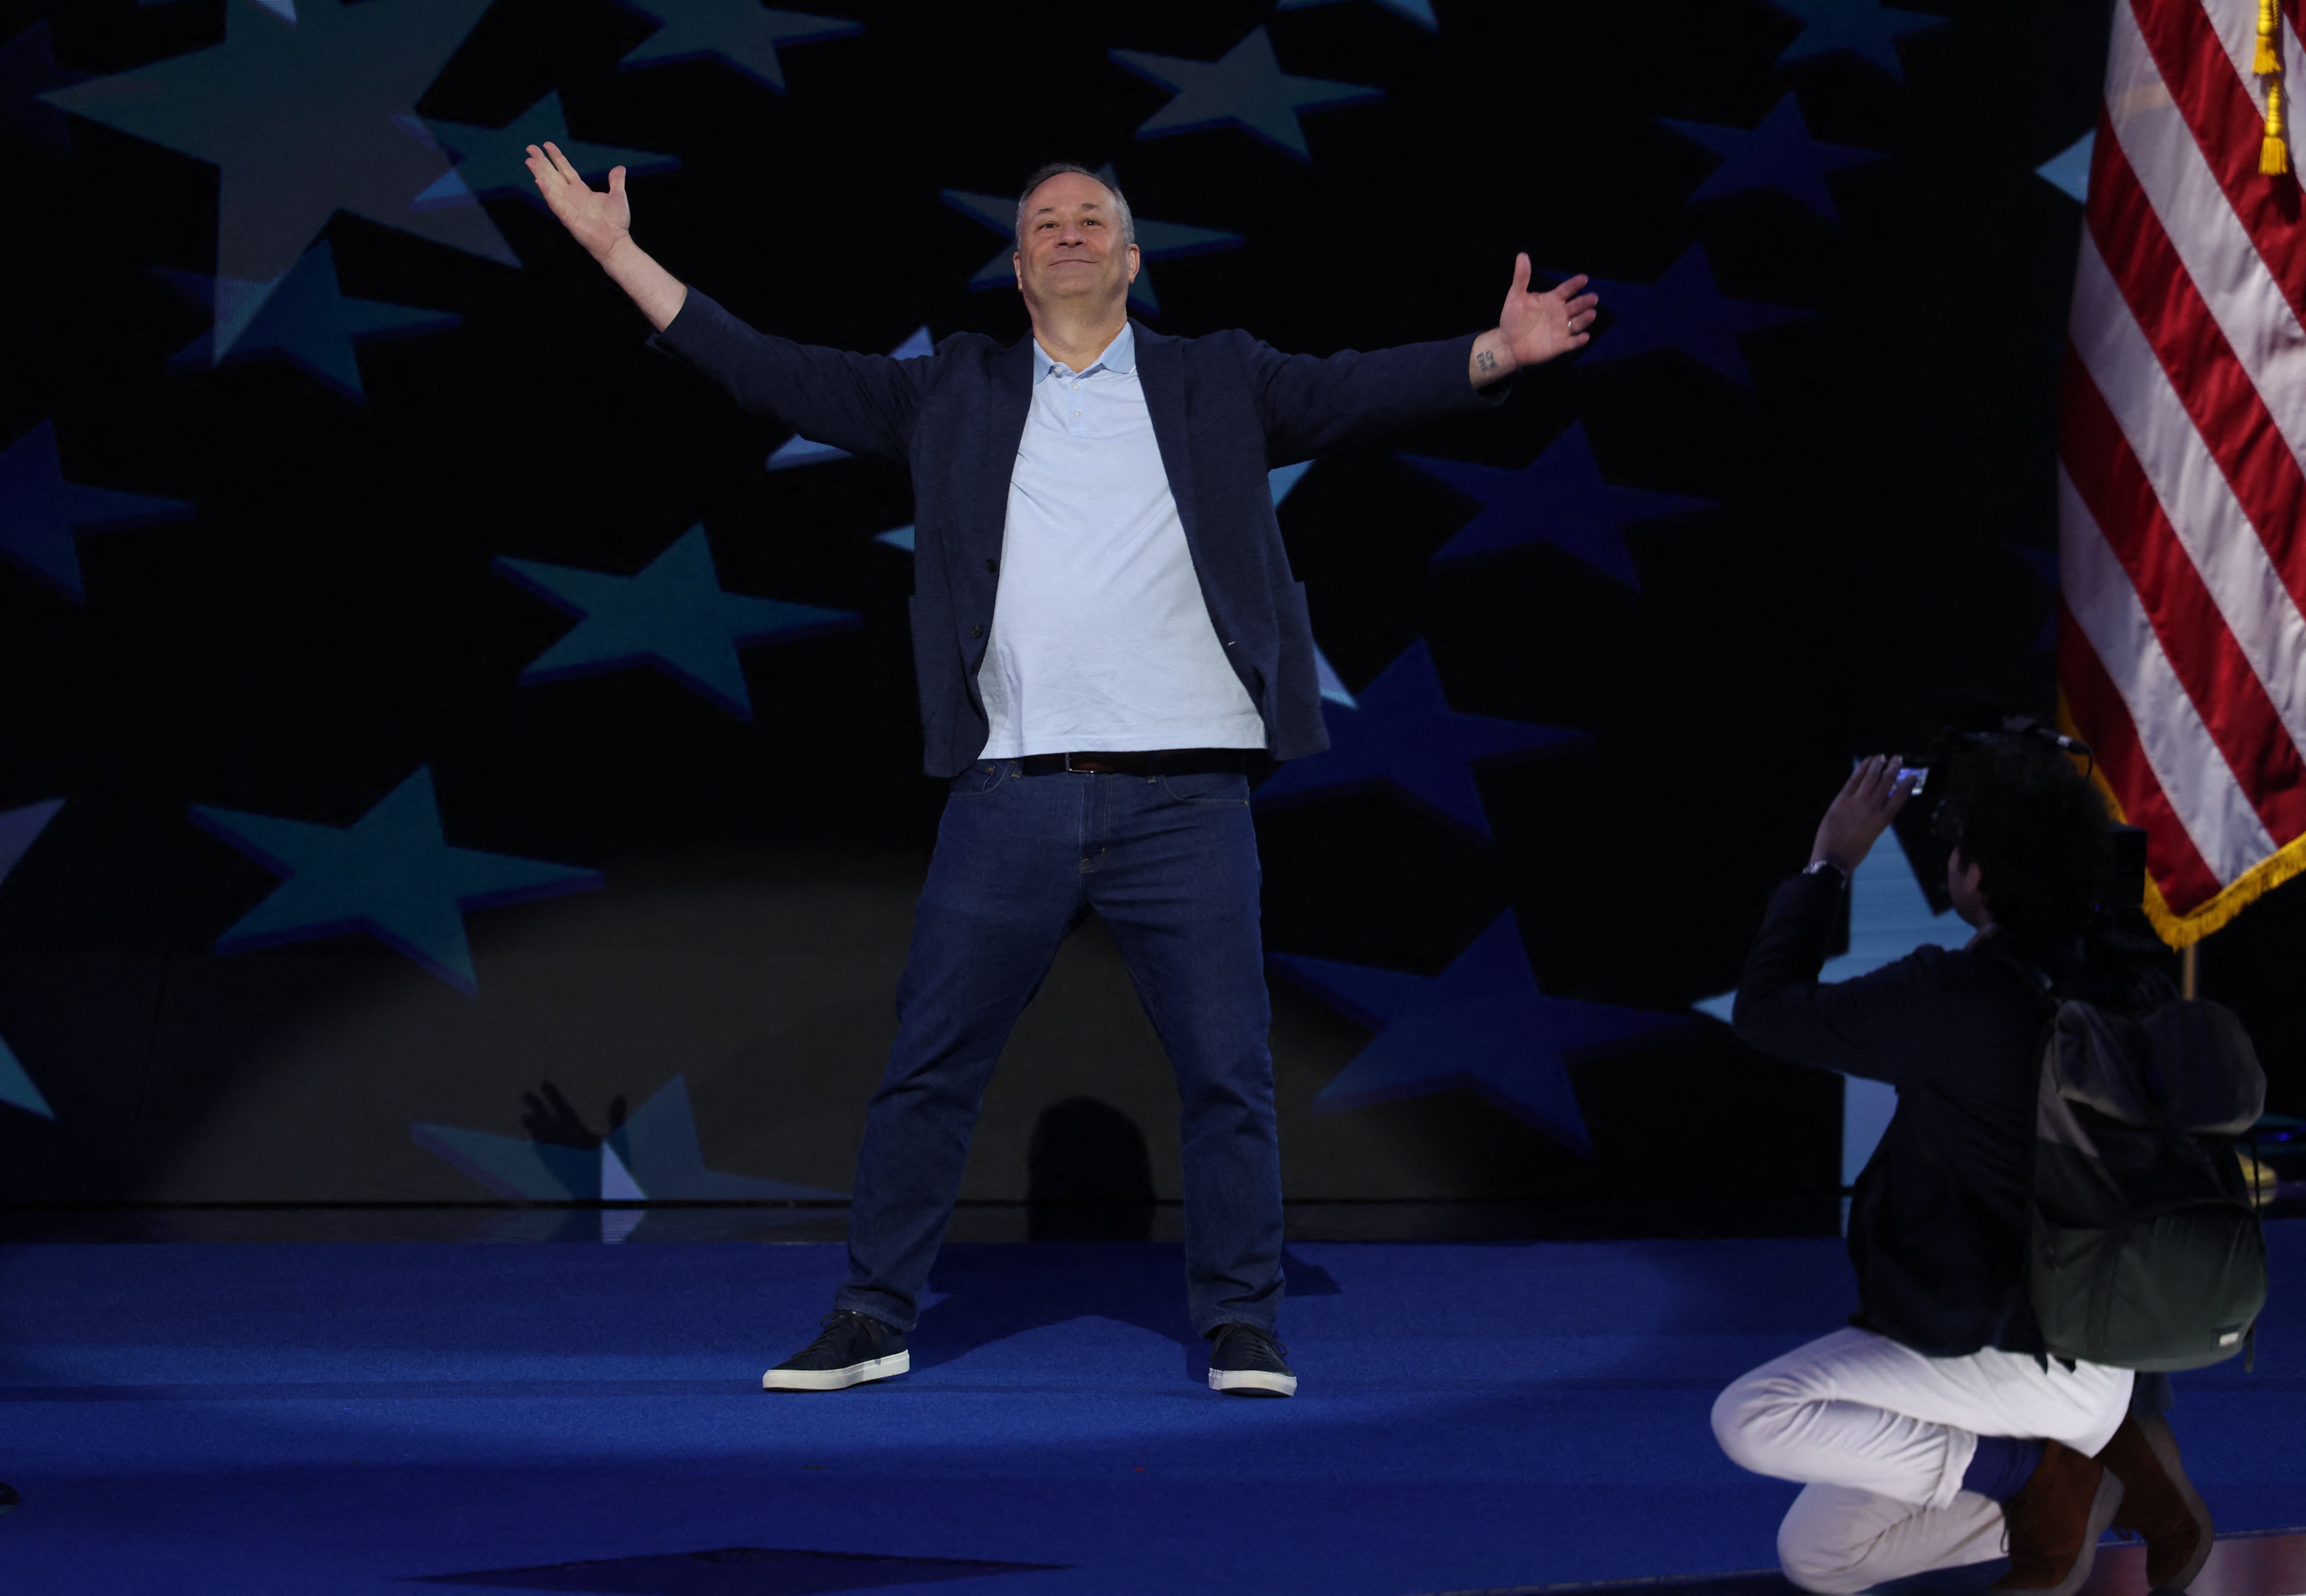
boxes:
[1710,730,2213,1596]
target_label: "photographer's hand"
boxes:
[1810,755,1917,876]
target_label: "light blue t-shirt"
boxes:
[976,324,1265,758]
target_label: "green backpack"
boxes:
[2030,998,2268,1371]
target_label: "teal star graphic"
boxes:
[418,91,678,215]
[155,238,458,400]
[494,525,860,720]
[1277,0,1439,30]
[941,163,1241,317]
[1577,247,1808,388]
[1766,0,1946,79]
[43,0,515,282]
[0,420,192,602]
[1271,912,1697,1152]
[1111,26,1383,161]
[191,767,601,994]
[613,0,862,93]
[0,798,65,1120]
[1661,94,1880,220]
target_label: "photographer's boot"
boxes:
[2097,1414,2214,1591]
[1991,1440,2124,1596]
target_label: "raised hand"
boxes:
[524,140,630,264]
[1497,253,1598,368]
[1810,755,1920,876]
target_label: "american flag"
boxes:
[2060,0,2306,946]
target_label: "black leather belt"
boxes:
[1014,749,1250,776]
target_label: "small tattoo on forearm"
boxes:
[1476,350,1498,373]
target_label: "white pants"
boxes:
[1713,1328,2134,1594]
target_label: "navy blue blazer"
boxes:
[656,289,1496,776]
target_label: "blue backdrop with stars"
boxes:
[3,0,2300,1210]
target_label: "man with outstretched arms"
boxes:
[524,142,1597,1397]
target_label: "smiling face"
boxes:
[1012,170,1139,322]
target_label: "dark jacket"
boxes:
[1733,871,2079,1357]
[654,289,1495,776]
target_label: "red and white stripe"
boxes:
[2059,0,2306,938]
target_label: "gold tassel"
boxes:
[2258,0,2283,74]
[2266,78,2292,176]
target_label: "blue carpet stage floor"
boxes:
[0,1227,2299,1596]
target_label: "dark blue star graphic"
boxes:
[417,91,678,215]
[1,21,83,151]
[1576,246,1809,388]
[1766,0,1946,79]
[1404,425,1711,589]
[1253,639,1585,839]
[613,0,861,93]
[2008,544,2058,655]
[495,525,860,720]
[43,0,515,282]
[766,325,932,469]
[941,164,1241,317]
[1270,912,1696,1151]
[191,767,600,995]
[0,421,192,602]
[1277,0,1439,30]
[1111,26,1383,162]
[1661,94,1880,220]
[0,798,64,1121]
[154,238,458,401]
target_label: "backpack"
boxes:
[2030,997,2268,1371]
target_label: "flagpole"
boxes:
[2180,941,2198,1001]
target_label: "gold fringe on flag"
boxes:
[2262,0,2292,175]
[2058,694,2306,946]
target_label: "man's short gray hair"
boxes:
[1013,162,1135,251]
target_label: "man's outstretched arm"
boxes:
[524,141,686,330]
[1251,255,1598,463]
[522,141,922,459]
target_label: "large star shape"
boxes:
[417,91,678,215]
[0,798,65,1120]
[495,524,859,720]
[154,238,458,401]
[1253,639,1585,839]
[765,325,932,469]
[0,421,192,602]
[1,21,83,151]
[42,0,515,282]
[1271,912,1696,1151]
[1404,424,1712,589]
[1276,0,1440,30]
[1110,26,1383,162]
[1661,94,1880,220]
[941,163,1241,317]
[191,767,601,994]
[1765,0,1947,79]
[613,0,861,93]
[1577,246,1809,388]
[414,1074,841,1206]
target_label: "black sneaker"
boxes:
[1206,1322,1296,1397]
[762,1311,909,1392]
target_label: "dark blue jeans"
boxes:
[834,759,1283,1337]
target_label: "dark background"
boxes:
[2,0,2298,1211]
